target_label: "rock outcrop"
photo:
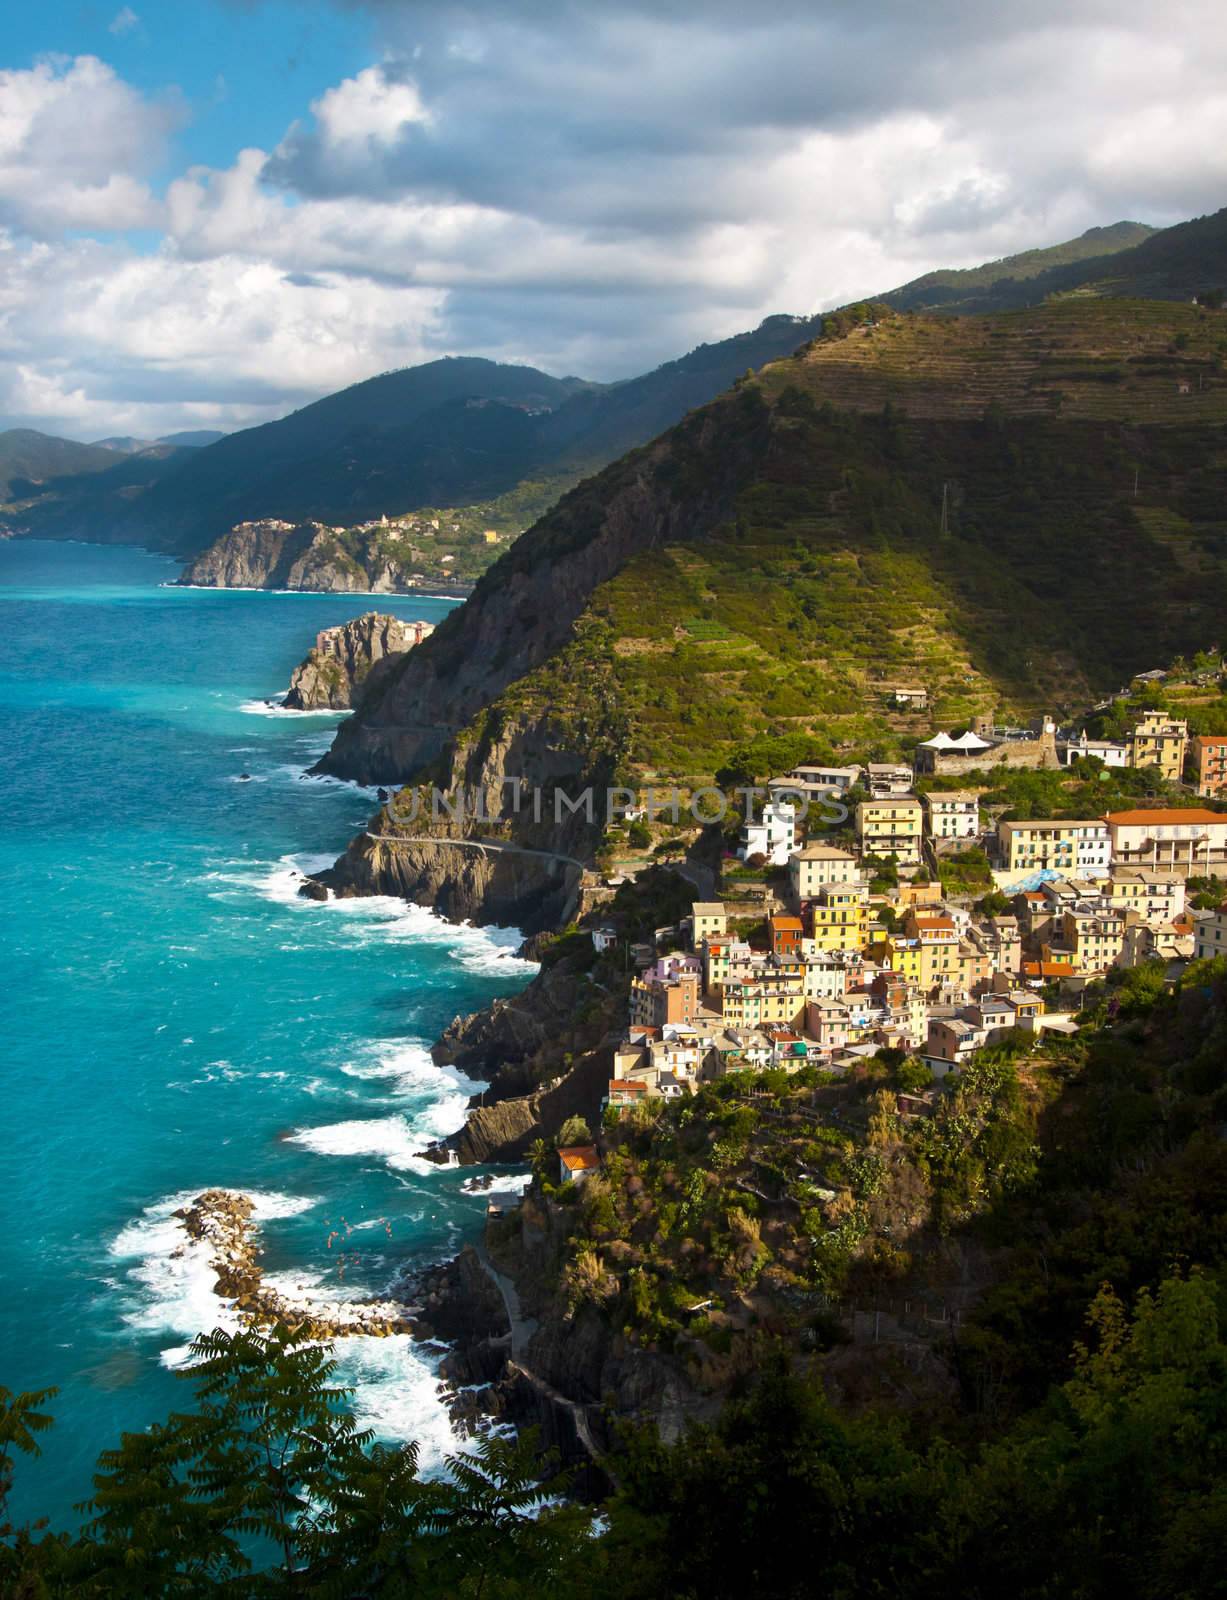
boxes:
[283,612,434,711]
[422,1048,610,1166]
[176,1189,419,1339]
[177,519,469,594]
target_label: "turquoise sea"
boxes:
[0,541,536,1530]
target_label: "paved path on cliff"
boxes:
[365,832,587,873]
[676,858,717,901]
[474,1240,538,1361]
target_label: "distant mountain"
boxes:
[876,207,1227,315]
[92,430,228,453]
[534,313,824,468]
[0,429,118,501]
[93,436,153,454]
[13,323,824,557]
[92,357,593,554]
[158,430,227,449]
[13,205,1225,558]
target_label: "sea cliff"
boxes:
[178,518,472,595]
[283,612,434,711]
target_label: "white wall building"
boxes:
[739,799,797,866]
[922,792,981,841]
[1194,906,1227,962]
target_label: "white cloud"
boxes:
[0,55,180,237]
[108,8,139,36]
[0,227,448,437]
[3,5,1227,436]
[313,65,430,147]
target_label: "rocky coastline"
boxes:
[177,518,474,596]
[173,1187,628,1475]
[177,1189,420,1339]
[283,612,434,711]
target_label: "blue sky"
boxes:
[5,1,372,179]
[1,0,1225,439]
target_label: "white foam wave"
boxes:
[109,1188,317,1357]
[264,762,381,798]
[238,695,352,719]
[334,1040,481,1140]
[200,852,535,981]
[108,1199,471,1466]
[285,1115,436,1173]
[332,1336,463,1472]
[322,894,536,976]
[459,1172,531,1196]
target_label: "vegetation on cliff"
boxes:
[330,293,1227,810]
[6,958,1227,1596]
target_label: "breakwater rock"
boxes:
[176,1188,418,1340]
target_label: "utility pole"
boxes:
[939,481,949,537]
[1133,467,1140,498]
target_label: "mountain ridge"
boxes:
[313,294,1227,927]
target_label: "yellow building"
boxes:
[1045,907,1126,975]
[1107,868,1186,926]
[997,818,1111,876]
[855,795,923,866]
[866,934,923,985]
[718,973,806,1030]
[806,884,868,952]
[691,902,728,944]
[910,914,961,990]
[1129,711,1188,781]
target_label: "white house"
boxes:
[739,799,797,866]
[1061,733,1129,768]
[1105,809,1227,872]
[558,1145,601,1184]
[1194,905,1227,962]
[922,791,981,841]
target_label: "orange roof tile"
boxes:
[559,1145,601,1172]
[1105,808,1226,826]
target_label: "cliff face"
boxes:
[178,519,459,593]
[316,405,765,787]
[310,693,631,929]
[283,612,433,711]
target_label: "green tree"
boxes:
[557,1116,593,1148]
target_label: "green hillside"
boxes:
[325,295,1227,814]
[876,205,1227,316]
[11,317,824,557]
[0,429,117,501]
[880,219,1155,312]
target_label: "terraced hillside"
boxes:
[774,299,1227,423]
[318,297,1227,920]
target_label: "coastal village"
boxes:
[567,684,1227,1167]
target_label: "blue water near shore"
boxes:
[0,541,536,1529]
